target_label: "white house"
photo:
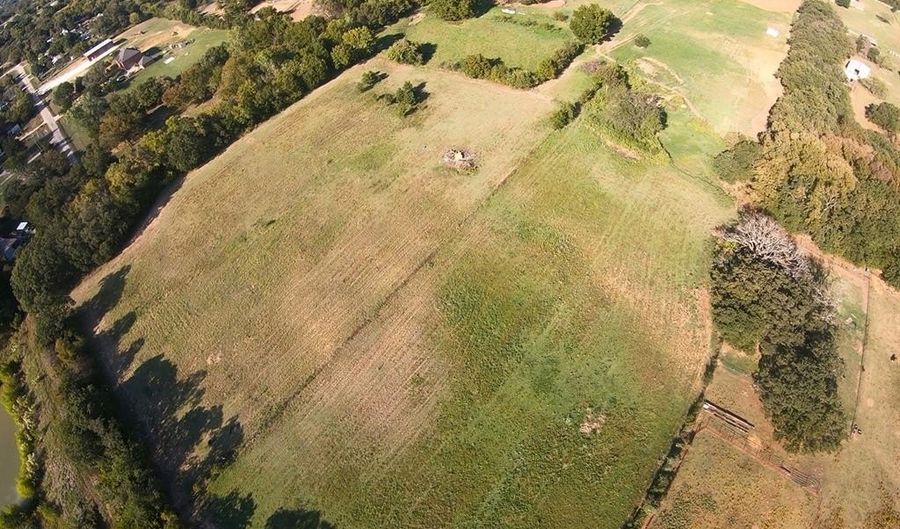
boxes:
[844,59,871,81]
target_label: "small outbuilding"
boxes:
[844,59,871,81]
[84,38,115,61]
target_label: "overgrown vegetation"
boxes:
[710,211,846,452]
[716,0,900,288]
[581,62,666,152]
[375,80,428,116]
[865,101,899,134]
[385,38,427,65]
[431,0,478,21]
[449,41,583,88]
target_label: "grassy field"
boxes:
[72,48,735,528]
[65,1,825,527]
[606,0,792,136]
[394,7,575,71]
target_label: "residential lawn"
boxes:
[119,27,231,92]
[394,7,575,71]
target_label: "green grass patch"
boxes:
[119,28,230,93]
[58,114,93,151]
[397,8,573,71]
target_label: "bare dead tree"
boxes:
[716,211,835,320]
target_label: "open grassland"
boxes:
[654,246,900,529]
[73,49,735,528]
[606,0,792,136]
[394,7,574,71]
[649,431,819,529]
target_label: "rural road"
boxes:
[9,64,76,162]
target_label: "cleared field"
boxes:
[607,0,792,136]
[653,244,900,529]
[73,46,734,528]
[395,8,574,71]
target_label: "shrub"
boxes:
[357,70,383,92]
[865,102,900,133]
[386,38,426,65]
[549,101,578,129]
[835,0,850,7]
[534,41,584,82]
[431,0,477,21]
[633,34,651,48]
[867,45,882,64]
[582,65,666,152]
[860,76,886,97]
[570,4,619,44]
[553,12,568,21]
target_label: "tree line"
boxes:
[714,0,900,288]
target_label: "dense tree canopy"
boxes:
[710,211,846,452]
[431,0,478,21]
[715,0,900,288]
[570,4,619,44]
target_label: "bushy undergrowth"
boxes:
[449,41,584,89]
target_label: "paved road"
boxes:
[9,64,76,162]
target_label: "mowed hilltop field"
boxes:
[69,0,802,526]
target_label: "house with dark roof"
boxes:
[114,47,151,72]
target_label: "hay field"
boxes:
[607,0,792,137]
[73,47,735,528]
[653,250,900,529]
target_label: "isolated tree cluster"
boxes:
[385,38,427,65]
[581,62,666,152]
[431,0,478,21]
[570,4,619,44]
[711,210,846,452]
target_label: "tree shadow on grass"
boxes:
[265,507,337,529]
[120,354,246,519]
[200,490,257,529]
[80,265,248,524]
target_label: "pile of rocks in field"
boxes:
[442,148,478,172]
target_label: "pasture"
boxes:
[605,0,792,136]
[395,7,574,71]
[66,1,826,527]
[73,48,734,528]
